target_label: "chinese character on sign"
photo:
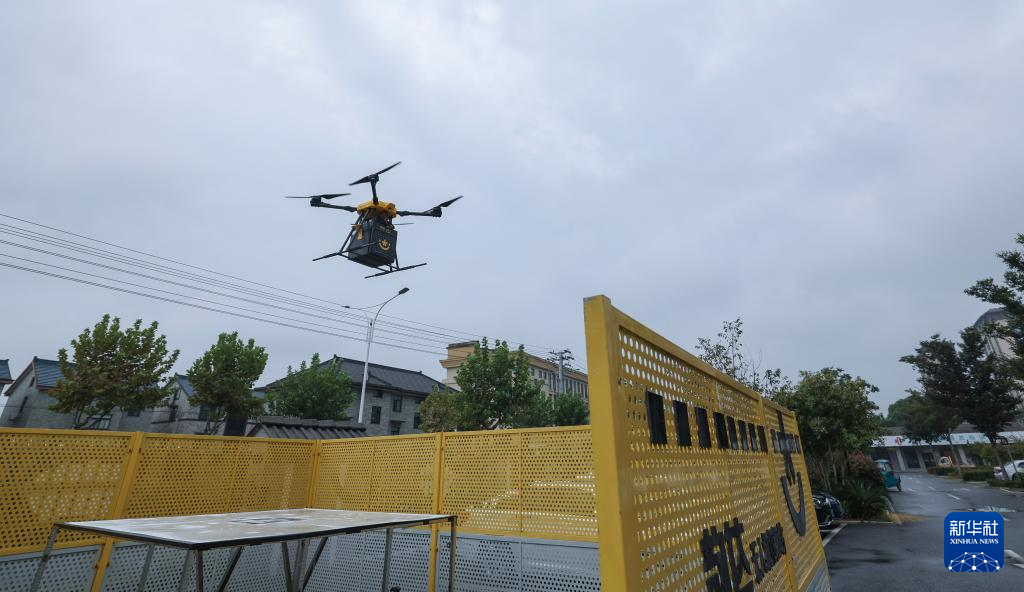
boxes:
[983,521,999,537]
[949,521,964,537]
[700,518,754,592]
[966,521,983,536]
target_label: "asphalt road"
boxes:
[825,471,1024,592]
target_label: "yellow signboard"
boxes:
[584,295,831,592]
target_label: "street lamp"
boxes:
[345,287,410,423]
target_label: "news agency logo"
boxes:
[945,512,1003,573]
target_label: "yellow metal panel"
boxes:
[0,429,132,555]
[124,435,314,517]
[584,295,829,592]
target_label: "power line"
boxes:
[0,212,558,352]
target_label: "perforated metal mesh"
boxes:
[584,295,830,592]
[0,546,100,592]
[125,435,314,518]
[314,434,438,514]
[0,429,132,554]
[436,534,600,592]
[441,428,596,542]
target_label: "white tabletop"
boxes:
[59,508,454,550]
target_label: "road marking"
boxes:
[928,486,935,490]
[904,487,915,492]
[1001,488,1024,496]
[821,523,845,547]
[947,493,961,501]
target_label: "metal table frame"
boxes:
[30,511,457,592]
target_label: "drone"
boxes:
[285,162,462,278]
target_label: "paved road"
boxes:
[826,471,1024,591]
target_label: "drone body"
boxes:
[285,162,462,278]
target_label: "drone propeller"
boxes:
[350,162,401,186]
[284,193,350,200]
[350,161,401,205]
[396,195,463,218]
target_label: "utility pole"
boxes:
[549,349,574,395]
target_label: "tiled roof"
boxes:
[883,420,1024,437]
[33,357,66,389]
[247,416,366,440]
[172,374,194,396]
[263,356,448,397]
[974,307,1009,328]
[0,359,11,384]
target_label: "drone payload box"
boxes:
[347,218,397,267]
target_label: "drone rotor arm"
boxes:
[395,195,463,218]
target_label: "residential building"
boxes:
[440,342,589,400]
[260,356,447,437]
[148,374,236,435]
[0,359,12,416]
[247,416,366,439]
[0,357,153,431]
[872,420,1024,471]
[974,307,1015,358]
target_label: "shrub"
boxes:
[836,480,889,520]
[848,452,884,487]
[927,466,957,476]
[989,477,1024,489]
[961,468,993,482]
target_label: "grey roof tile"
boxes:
[248,416,367,440]
[0,359,11,383]
[263,356,448,397]
[33,357,66,389]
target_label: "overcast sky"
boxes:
[2,1,1023,412]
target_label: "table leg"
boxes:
[216,546,244,592]
[196,550,205,592]
[293,539,307,590]
[137,544,155,592]
[176,550,194,592]
[300,537,328,591]
[448,518,457,592]
[281,542,295,592]
[381,528,394,592]
[29,526,60,592]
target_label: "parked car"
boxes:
[813,491,843,529]
[993,460,1024,481]
[938,456,952,467]
[875,459,901,491]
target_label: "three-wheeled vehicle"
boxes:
[876,458,901,491]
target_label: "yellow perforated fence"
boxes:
[0,296,827,592]
[584,295,829,592]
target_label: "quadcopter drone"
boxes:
[285,162,462,278]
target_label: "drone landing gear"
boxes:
[364,262,427,278]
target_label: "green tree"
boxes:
[966,232,1024,387]
[50,314,179,429]
[901,328,1020,471]
[419,339,580,432]
[265,354,354,421]
[453,339,549,430]
[883,396,915,427]
[696,317,792,399]
[186,332,268,434]
[550,392,589,426]
[899,389,963,475]
[774,367,882,489]
[419,388,462,432]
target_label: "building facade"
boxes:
[440,342,589,400]
[872,421,1024,471]
[974,307,1015,358]
[0,358,153,431]
[260,356,447,437]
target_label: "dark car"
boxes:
[813,491,843,529]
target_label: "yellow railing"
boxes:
[0,425,596,590]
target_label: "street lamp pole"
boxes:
[346,287,410,424]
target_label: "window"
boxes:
[392,396,403,413]
[371,406,382,424]
[169,406,178,422]
[198,406,209,421]
[413,413,422,429]
[374,390,384,398]
[95,416,112,430]
[126,408,141,418]
[389,421,402,436]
